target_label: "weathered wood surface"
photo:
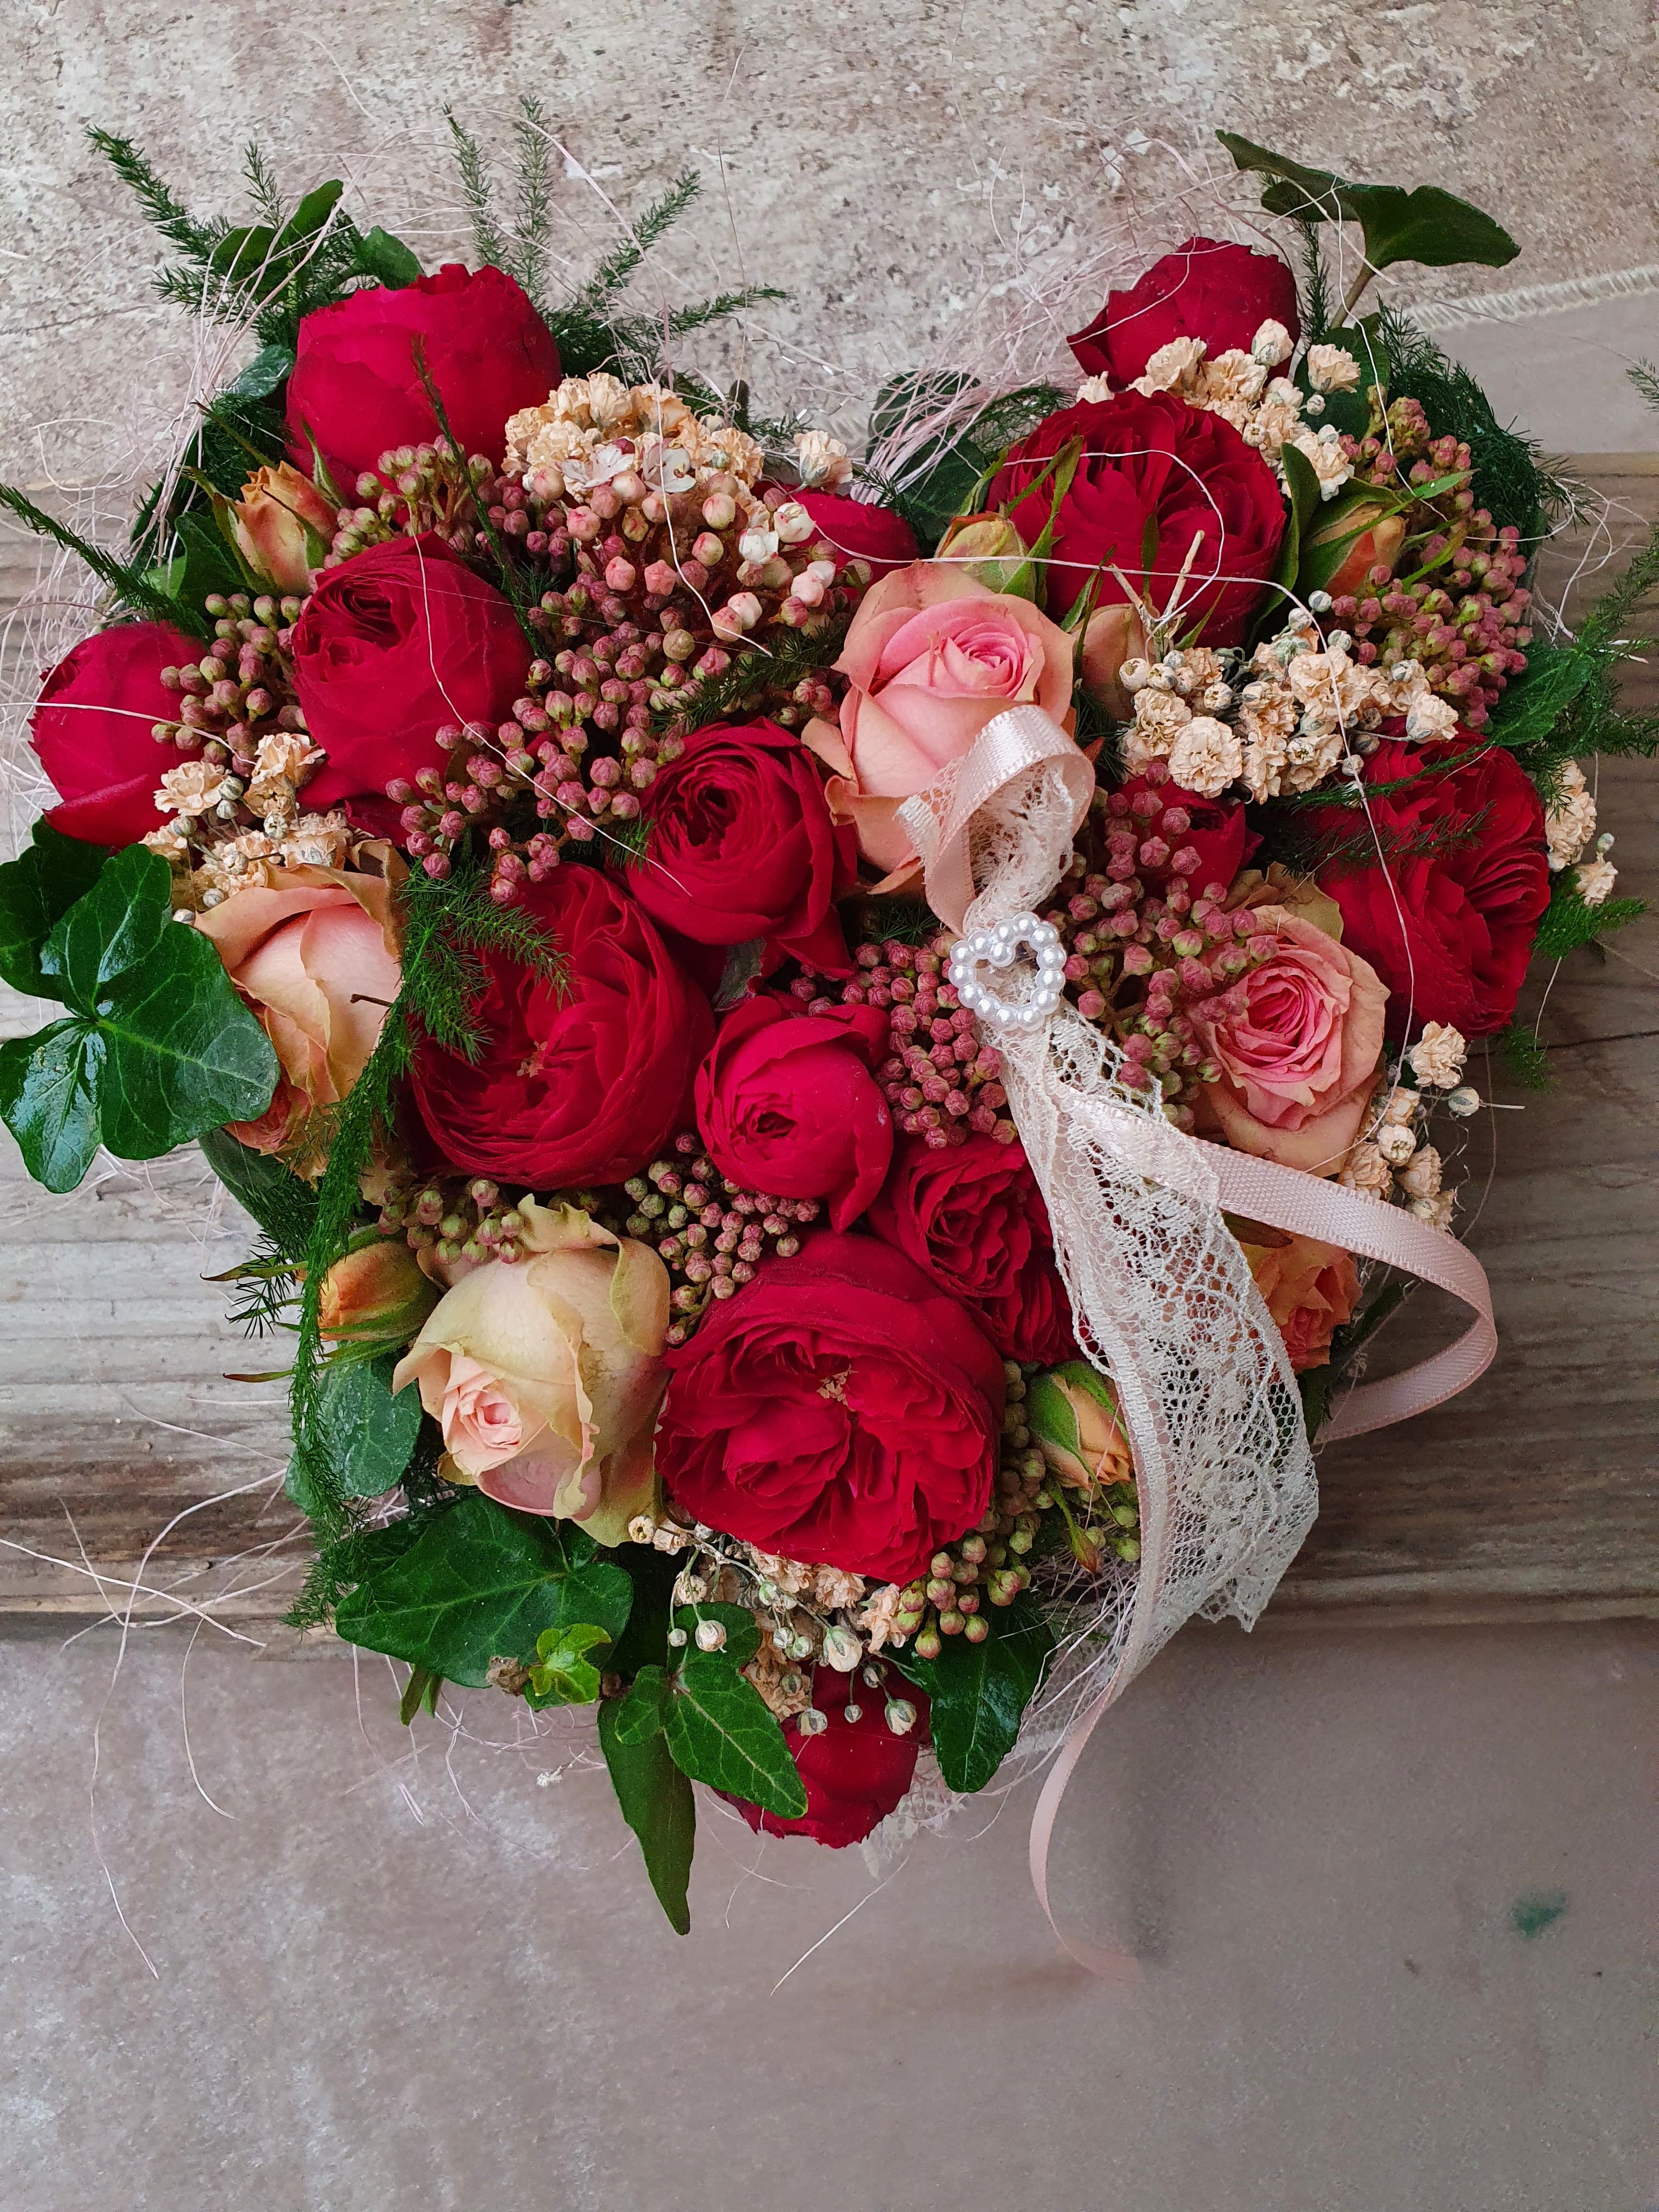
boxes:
[1,464,1654,1632]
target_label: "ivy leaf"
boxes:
[1272,439,1324,598]
[525,1623,612,1707]
[306,1354,421,1498]
[611,1664,669,1743]
[228,342,295,400]
[1491,639,1598,749]
[892,1594,1054,1793]
[1217,134,1519,276]
[197,1124,319,1261]
[671,1600,760,1667]
[0,847,278,1192]
[662,1652,808,1819]
[356,227,422,288]
[608,1544,679,1677]
[599,1701,696,1935]
[332,1491,633,1686]
[0,819,109,997]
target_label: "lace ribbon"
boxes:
[896,705,1496,1974]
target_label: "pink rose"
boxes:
[805,564,1076,881]
[1190,904,1388,1176]
[194,860,401,1172]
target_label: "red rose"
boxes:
[1068,236,1300,387]
[285,263,561,493]
[629,719,856,975]
[408,863,713,1186]
[291,535,531,813]
[794,490,919,579]
[988,392,1285,645]
[695,994,893,1229]
[657,1230,1004,1582]
[1312,737,1549,1038]
[30,622,205,846]
[866,1132,1074,1364]
[727,1667,929,1848]
[1109,772,1254,893]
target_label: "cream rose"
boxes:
[392,1200,670,1543]
[804,562,1076,885]
[195,856,402,1173]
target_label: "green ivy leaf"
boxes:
[892,1594,1054,1794]
[1218,134,1519,276]
[608,1545,679,1678]
[525,1623,612,1707]
[228,342,296,400]
[662,1652,808,1819]
[1491,639,1598,748]
[0,819,109,997]
[332,1490,633,1686]
[611,1664,669,1743]
[307,1354,422,1498]
[356,227,423,289]
[671,1600,760,1667]
[0,847,278,1192]
[599,1700,696,1934]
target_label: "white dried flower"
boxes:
[1167,714,1243,797]
[1407,1021,1468,1090]
[1130,686,1193,747]
[253,731,325,788]
[821,1624,862,1672]
[1075,374,1113,404]
[155,759,227,817]
[281,810,351,870]
[1397,1143,1443,1201]
[1379,1086,1421,1128]
[1545,761,1598,870]
[1408,1189,1457,1233]
[792,430,852,490]
[1338,1139,1395,1196]
[1251,318,1294,368]
[1305,343,1363,394]
[1404,690,1461,743]
[1289,427,1353,500]
[1576,855,1618,906]
[1197,348,1267,408]
[854,1584,907,1655]
[1240,732,1289,803]
[143,822,191,861]
[1375,1120,1419,1167]
[1134,336,1207,394]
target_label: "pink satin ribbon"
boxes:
[901,704,1498,1976]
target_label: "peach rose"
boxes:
[1233,1224,1361,1373]
[1192,902,1388,1176]
[318,1237,439,1347]
[195,858,402,1173]
[229,463,337,593]
[804,562,1076,882]
[392,1199,669,1542]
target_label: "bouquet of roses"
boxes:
[3,122,1650,1942]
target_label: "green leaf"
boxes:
[308,1354,422,1497]
[277,180,345,250]
[356,226,422,289]
[0,820,109,997]
[228,342,296,400]
[1218,134,1519,277]
[1274,438,1323,596]
[0,848,278,1191]
[332,1490,633,1687]
[398,1666,443,1725]
[893,1593,1054,1794]
[1492,639,1598,749]
[599,1701,696,1934]
[608,1545,679,1677]
[525,1622,612,1707]
[662,1652,808,1819]
[611,1664,669,1743]
[671,1600,760,1667]
[1531,873,1646,961]
[170,507,249,606]
[198,1124,319,1261]
[208,222,278,285]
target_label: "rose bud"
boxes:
[1079,601,1149,720]
[392,1199,669,1544]
[29,620,206,847]
[318,1237,441,1347]
[1310,499,1408,603]
[229,462,338,593]
[935,510,1035,597]
[1026,1362,1136,1492]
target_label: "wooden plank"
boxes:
[0,465,1655,1631]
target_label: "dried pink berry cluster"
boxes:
[623,1135,826,1347]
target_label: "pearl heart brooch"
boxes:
[945,912,1066,1033]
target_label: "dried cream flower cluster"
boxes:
[1407,1021,1469,1090]
[1081,320,1363,497]
[1339,1077,1458,1231]
[506,375,765,501]
[1542,761,1619,904]
[146,725,347,905]
[1119,618,1460,800]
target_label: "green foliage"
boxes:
[1271,438,1325,599]
[0,820,109,996]
[571,170,701,316]
[599,1700,696,1934]
[607,1545,680,1677]
[1378,309,1550,539]
[671,1601,761,1667]
[657,613,851,741]
[332,1491,633,1686]
[524,1622,613,1707]
[0,483,211,634]
[509,97,555,304]
[892,1592,1054,1793]
[1297,1278,1407,1441]
[661,1652,808,1818]
[197,1125,319,1261]
[1494,1019,1551,1091]
[1531,872,1646,961]
[0,848,277,1193]
[865,374,1065,552]
[444,106,512,269]
[1629,359,1659,415]
[308,1355,423,1498]
[1217,133,1519,285]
